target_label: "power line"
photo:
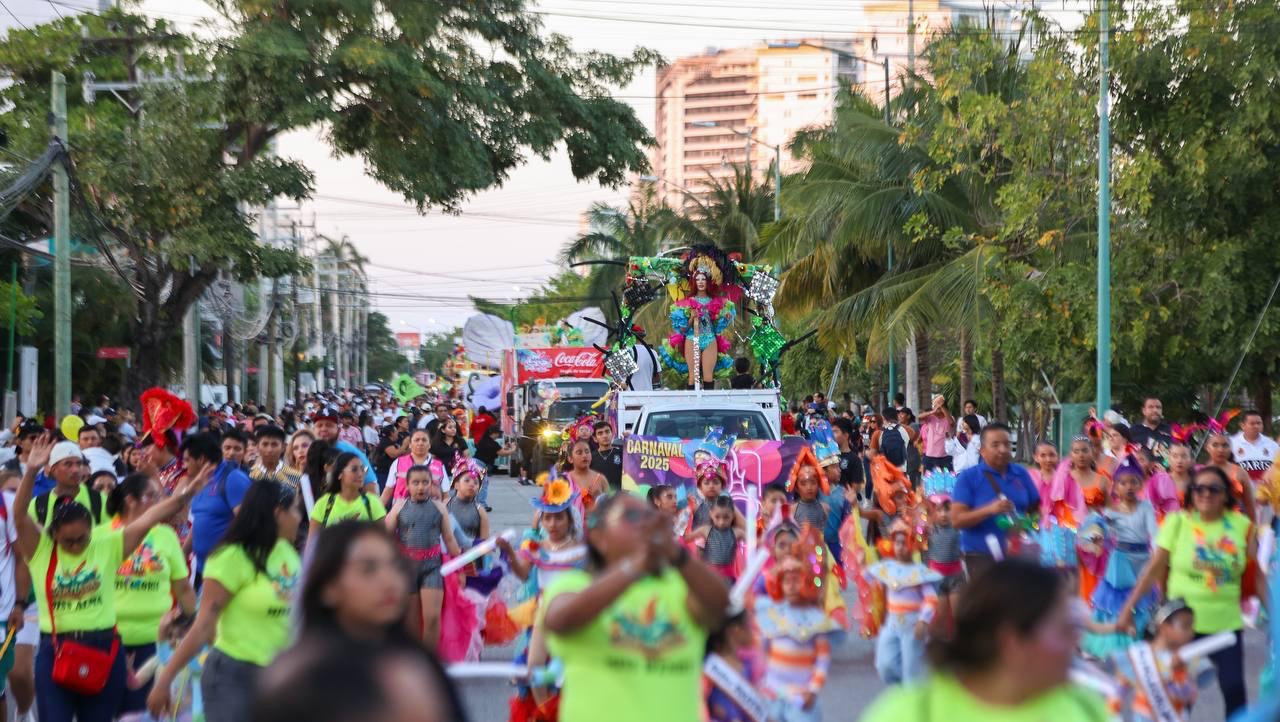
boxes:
[0,0,30,29]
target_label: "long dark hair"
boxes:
[927,558,1064,674]
[106,471,153,518]
[431,417,463,450]
[219,481,297,575]
[300,521,412,639]
[324,452,362,496]
[305,440,338,501]
[1185,465,1238,510]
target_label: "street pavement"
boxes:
[456,475,1266,722]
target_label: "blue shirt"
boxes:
[822,489,850,561]
[334,440,378,488]
[191,462,252,571]
[953,460,1040,554]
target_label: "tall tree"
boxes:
[668,163,776,262]
[0,3,657,400]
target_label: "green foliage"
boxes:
[472,270,595,328]
[365,311,408,381]
[418,329,460,374]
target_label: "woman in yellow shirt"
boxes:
[12,435,210,722]
[309,452,388,534]
[860,559,1109,722]
[148,481,303,722]
[106,472,197,716]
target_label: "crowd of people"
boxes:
[0,384,1275,722]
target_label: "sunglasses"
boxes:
[1191,485,1226,496]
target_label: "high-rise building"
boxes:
[861,0,1020,90]
[648,40,865,207]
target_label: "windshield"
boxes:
[547,398,599,422]
[643,409,772,440]
[550,380,609,399]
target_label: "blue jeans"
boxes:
[875,612,927,684]
[477,472,491,505]
[36,631,127,722]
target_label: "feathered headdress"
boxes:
[565,412,602,446]
[787,446,831,495]
[765,523,825,604]
[1170,422,1201,445]
[1204,409,1240,435]
[669,244,742,302]
[922,470,958,505]
[139,387,195,450]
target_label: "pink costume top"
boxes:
[1046,458,1087,527]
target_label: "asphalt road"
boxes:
[456,476,1266,722]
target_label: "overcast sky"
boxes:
[1,0,1084,336]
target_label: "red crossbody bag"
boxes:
[44,544,119,695]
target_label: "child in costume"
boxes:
[921,471,961,634]
[690,495,744,581]
[1105,598,1216,722]
[386,463,461,649]
[439,458,510,663]
[703,610,768,722]
[1081,453,1159,659]
[757,525,842,722]
[788,447,831,534]
[865,518,942,684]
[498,479,587,722]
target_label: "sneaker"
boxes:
[484,505,493,512]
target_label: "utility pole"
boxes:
[907,0,916,74]
[51,72,71,417]
[1096,0,1112,415]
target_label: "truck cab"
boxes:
[514,377,611,474]
[617,389,783,441]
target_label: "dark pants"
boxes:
[202,647,263,722]
[119,642,157,714]
[36,631,127,722]
[1200,629,1246,716]
[923,455,953,472]
[963,552,996,582]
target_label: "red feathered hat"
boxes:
[139,387,195,450]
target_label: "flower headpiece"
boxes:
[566,412,602,446]
[787,446,831,496]
[766,523,825,604]
[808,421,841,468]
[452,457,487,483]
[922,470,958,505]
[139,387,195,449]
[531,478,579,513]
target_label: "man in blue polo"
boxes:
[313,408,380,493]
[950,422,1040,581]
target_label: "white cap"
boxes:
[84,414,107,426]
[48,441,84,469]
[82,447,117,475]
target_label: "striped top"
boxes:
[756,600,840,705]
[702,527,737,565]
[925,525,961,565]
[865,560,940,622]
[793,499,828,530]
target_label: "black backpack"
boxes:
[35,488,104,527]
[879,424,907,467]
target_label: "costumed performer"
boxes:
[659,247,739,389]
[864,518,943,685]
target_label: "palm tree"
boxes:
[667,162,777,262]
[559,185,677,326]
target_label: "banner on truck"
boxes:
[621,435,809,496]
[513,348,603,382]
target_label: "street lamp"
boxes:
[690,120,781,224]
[638,174,695,195]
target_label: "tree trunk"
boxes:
[916,330,931,406]
[1253,368,1273,434]
[958,327,974,406]
[991,344,1007,422]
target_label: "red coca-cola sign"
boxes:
[515,347,603,381]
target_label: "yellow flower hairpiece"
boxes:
[544,479,573,506]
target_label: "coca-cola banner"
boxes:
[514,347,604,382]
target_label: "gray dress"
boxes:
[398,500,445,589]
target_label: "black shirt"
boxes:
[1130,422,1173,459]
[475,435,501,467]
[838,449,864,486]
[730,373,755,390]
[591,444,623,492]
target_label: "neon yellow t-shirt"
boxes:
[544,568,708,722]
[859,674,1109,722]
[310,493,387,526]
[113,520,189,645]
[27,485,108,528]
[30,529,125,633]
[204,539,300,666]
[1156,509,1252,633]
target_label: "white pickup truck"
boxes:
[615,389,783,441]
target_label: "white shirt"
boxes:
[948,436,982,472]
[363,425,379,446]
[0,490,18,618]
[1230,431,1279,481]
